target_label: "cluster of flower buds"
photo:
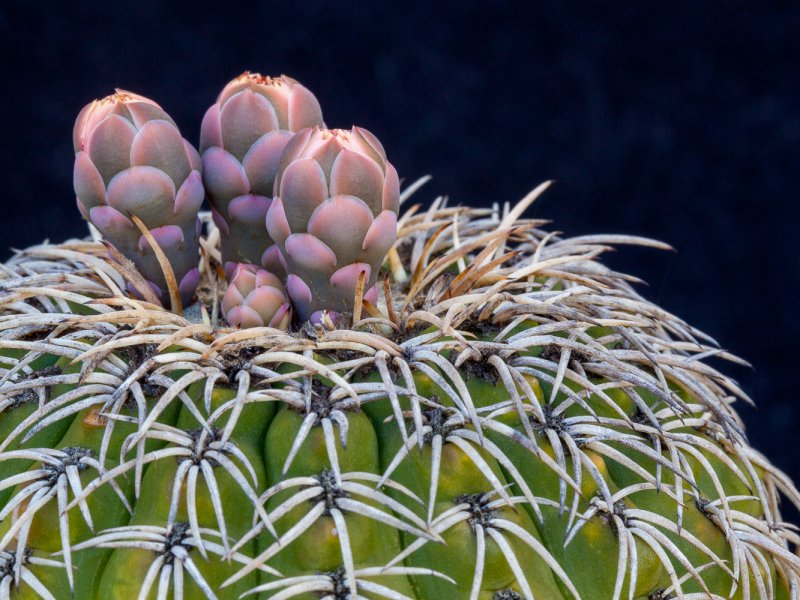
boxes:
[73,91,202,307]
[73,73,399,328]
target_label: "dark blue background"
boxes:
[3,1,799,509]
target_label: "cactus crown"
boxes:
[3,196,800,598]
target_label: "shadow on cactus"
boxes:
[0,72,798,599]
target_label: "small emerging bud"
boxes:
[222,263,292,329]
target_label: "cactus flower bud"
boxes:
[199,73,324,275]
[222,263,292,329]
[73,90,202,306]
[266,126,400,321]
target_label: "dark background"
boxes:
[2,1,799,508]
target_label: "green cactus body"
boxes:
[3,155,800,600]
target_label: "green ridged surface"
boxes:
[0,328,788,600]
[3,346,794,599]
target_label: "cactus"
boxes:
[0,75,799,600]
